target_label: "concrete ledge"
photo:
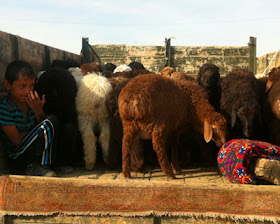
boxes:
[0,175,279,223]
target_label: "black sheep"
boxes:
[35,67,81,166]
[220,69,262,139]
[197,63,221,112]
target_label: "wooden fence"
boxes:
[0,30,81,92]
[90,37,257,76]
[0,31,259,91]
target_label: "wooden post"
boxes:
[248,36,257,74]
[0,38,2,55]
[81,37,91,64]
[63,51,67,61]
[164,38,171,67]
[12,35,21,60]
[44,45,50,69]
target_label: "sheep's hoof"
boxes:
[255,158,280,185]
[167,173,176,180]
[173,168,182,174]
[122,171,132,178]
[131,166,146,173]
[85,162,95,171]
[174,170,182,175]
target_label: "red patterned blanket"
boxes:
[218,139,280,184]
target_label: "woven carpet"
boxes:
[0,175,280,222]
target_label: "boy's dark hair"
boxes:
[5,60,35,83]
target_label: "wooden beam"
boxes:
[248,36,257,74]
[81,37,91,64]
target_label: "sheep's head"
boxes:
[170,72,195,81]
[80,62,101,75]
[266,66,280,92]
[231,102,261,138]
[197,63,220,89]
[128,61,146,71]
[160,66,175,77]
[204,112,227,147]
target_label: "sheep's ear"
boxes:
[231,110,237,128]
[265,80,273,92]
[204,120,213,143]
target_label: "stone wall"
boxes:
[92,44,251,76]
[0,30,81,92]
[257,50,280,75]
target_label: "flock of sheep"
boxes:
[34,59,280,179]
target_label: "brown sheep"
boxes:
[265,66,280,92]
[106,70,153,169]
[118,74,227,179]
[106,76,131,168]
[80,62,101,75]
[264,66,280,145]
[220,69,262,139]
[170,70,216,167]
[160,66,175,77]
[170,72,195,81]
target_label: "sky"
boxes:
[1,0,280,57]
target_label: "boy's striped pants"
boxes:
[9,119,54,166]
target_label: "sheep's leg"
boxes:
[130,139,145,172]
[106,118,123,169]
[99,120,110,166]
[152,127,175,179]
[122,124,137,178]
[78,116,97,170]
[171,142,182,174]
[80,123,97,170]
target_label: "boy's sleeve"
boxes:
[0,104,17,126]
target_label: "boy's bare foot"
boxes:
[254,158,280,185]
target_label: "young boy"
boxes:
[0,60,56,176]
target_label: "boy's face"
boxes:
[4,75,36,104]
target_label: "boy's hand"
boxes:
[26,91,46,121]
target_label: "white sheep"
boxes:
[113,64,132,73]
[68,67,84,86]
[76,72,112,170]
